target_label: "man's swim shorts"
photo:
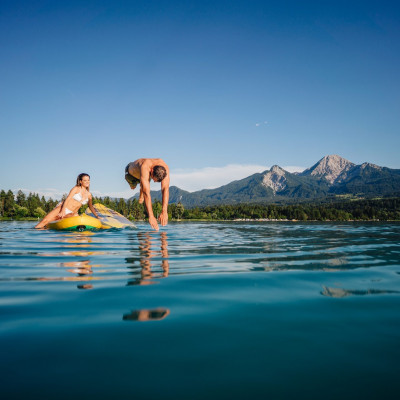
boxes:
[125,164,140,189]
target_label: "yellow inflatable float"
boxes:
[48,215,102,232]
[47,204,136,231]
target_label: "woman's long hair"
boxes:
[76,173,90,188]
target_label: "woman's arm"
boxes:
[88,196,99,218]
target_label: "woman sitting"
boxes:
[35,173,99,229]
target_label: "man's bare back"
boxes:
[125,158,170,231]
[127,158,168,180]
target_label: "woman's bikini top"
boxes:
[72,192,89,205]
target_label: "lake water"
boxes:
[1,221,399,399]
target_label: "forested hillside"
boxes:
[1,190,399,221]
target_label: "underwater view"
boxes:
[1,221,399,399]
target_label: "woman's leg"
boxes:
[35,204,62,229]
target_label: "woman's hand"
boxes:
[57,211,65,220]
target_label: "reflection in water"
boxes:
[77,284,94,290]
[56,235,97,289]
[321,286,400,298]
[52,232,95,246]
[123,232,170,321]
[42,250,100,257]
[18,275,100,285]
[16,234,101,288]
[126,231,169,286]
[61,260,93,275]
[43,235,106,288]
[6,231,171,291]
[251,256,349,273]
[123,308,170,322]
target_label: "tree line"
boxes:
[0,190,182,221]
[1,189,399,221]
[179,198,400,221]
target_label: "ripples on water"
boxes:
[1,221,399,287]
[1,221,400,399]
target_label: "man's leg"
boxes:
[125,169,139,190]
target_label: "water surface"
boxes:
[1,221,399,399]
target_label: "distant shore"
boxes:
[2,217,399,223]
[1,190,399,222]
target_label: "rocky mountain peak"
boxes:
[131,155,398,206]
[301,154,355,184]
[262,165,287,194]
[360,162,382,171]
[270,165,285,173]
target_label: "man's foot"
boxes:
[139,195,144,204]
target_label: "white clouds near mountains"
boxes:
[15,164,305,199]
[170,164,305,192]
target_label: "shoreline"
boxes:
[2,217,399,223]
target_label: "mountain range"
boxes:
[132,155,400,207]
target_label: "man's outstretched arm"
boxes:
[159,174,170,226]
[140,178,159,231]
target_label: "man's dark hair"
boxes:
[152,166,167,182]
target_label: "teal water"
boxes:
[1,221,399,399]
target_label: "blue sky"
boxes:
[1,0,399,198]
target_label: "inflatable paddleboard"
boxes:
[48,215,102,232]
[86,203,136,229]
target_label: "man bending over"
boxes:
[125,158,170,231]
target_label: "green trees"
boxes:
[26,193,41,215]
[0,190,57,219]
[172,199,400,221]
[33,207,46,218]
[0,188,399,221]
[15,205,29,218]
[4,190,16,217]
[0,190,6,217]
[171,202,185,220]
[16,190,27,207]
[152,200,163,218]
